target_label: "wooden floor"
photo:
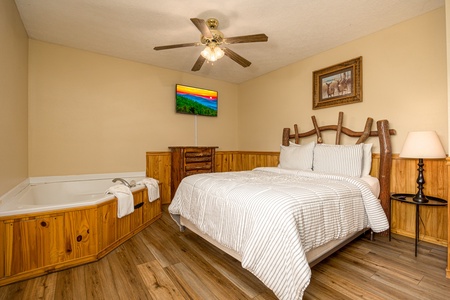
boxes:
[1,206,449,300]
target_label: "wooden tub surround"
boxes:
[0,186,162,286]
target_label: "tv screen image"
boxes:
[176,84,218,117]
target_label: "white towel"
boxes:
[137,178,160,202]
[105,184,134,218]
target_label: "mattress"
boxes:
[361,175,380,198]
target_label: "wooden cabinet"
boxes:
[169,146,217,197]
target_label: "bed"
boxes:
[168,113,396,299]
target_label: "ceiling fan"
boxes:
[154,18,268,71]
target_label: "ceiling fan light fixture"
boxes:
[200,46,212,59]
[201,44,224,62]
[214,46,224,59]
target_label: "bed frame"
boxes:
[282,112,396,221]
[180,112,396,267]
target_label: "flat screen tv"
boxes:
[176,84,218,117]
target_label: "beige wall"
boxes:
[447,0,450,151]
[239,8,448,154]
[0,1,28,195]
[28,41,239,176]
[9,6,450,180]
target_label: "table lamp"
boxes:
[399,131,446,203]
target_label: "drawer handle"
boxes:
[134,202,144,209]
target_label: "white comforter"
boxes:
[168,167,389,299]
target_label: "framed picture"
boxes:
[312,56,362,110]
[175,84,218,117]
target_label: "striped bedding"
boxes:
[168,167,389,299]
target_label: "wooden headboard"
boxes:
[281,112,396,223]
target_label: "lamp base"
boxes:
[413,193,429,203]
[412,158,429,203]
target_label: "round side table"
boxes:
[390,193,447,257]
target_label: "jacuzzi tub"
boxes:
[0,172,162,287]
[0,173,146,218]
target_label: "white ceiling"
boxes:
[15,0,444,84]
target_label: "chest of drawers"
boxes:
[169,146,217,198]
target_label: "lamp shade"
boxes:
[399,131,446,159]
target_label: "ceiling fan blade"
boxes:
[191,55,206,71]
[190,18,213,39]
[223,48,251,68]
[154,42,200,51]
[224,34,268,44]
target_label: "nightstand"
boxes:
[390,193,447,256]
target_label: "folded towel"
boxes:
[105,184,134,218]
[137,178,160,202]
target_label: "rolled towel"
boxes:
[105,184,134,218]
[137,178,160,202]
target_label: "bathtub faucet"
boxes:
[112,178,136,188]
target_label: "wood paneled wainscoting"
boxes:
[146,152,171,204]
[145,151,280,204]
[447,157,450,278]
[146,151,448,276]
[371,154,448,278]
[386,155,447,246]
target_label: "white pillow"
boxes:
[279,141,316,170]
[362,143,373,176]
[313,143,364,177]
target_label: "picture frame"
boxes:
[312,56,362,110]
